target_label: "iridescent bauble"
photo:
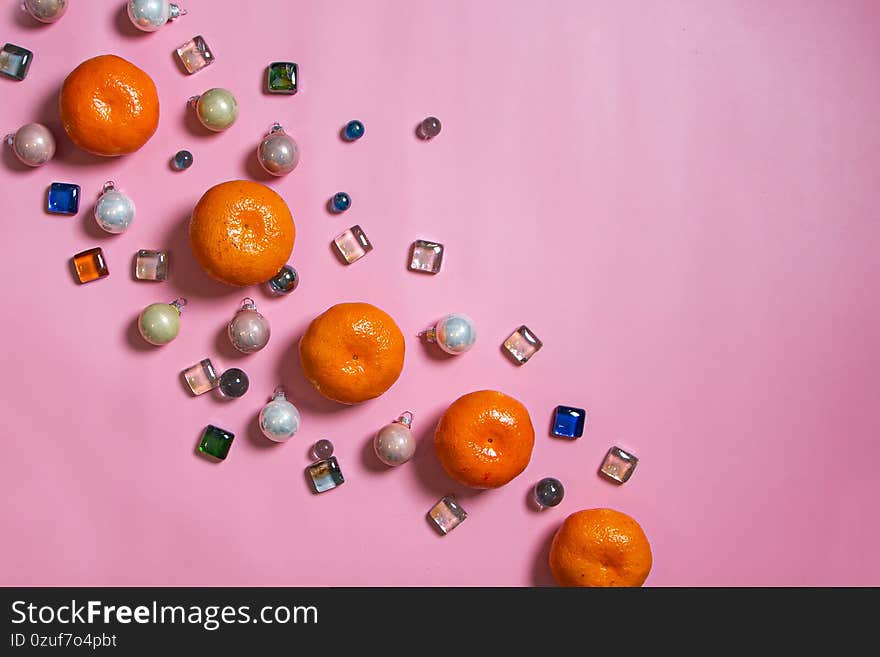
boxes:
[424,313,477,355]
[94,181,136,234]
[190,89,238,132]
[6,123,55,167]
[127,0,184,32]
[22,0,68,24]
[257,124,299,176]
[259,388,301,442]
[138,298,186,346]
[373,412,416,466]
[227,298,270,354]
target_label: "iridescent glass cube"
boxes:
[308,457,345,493]
[552,405,586,439]
[135,249,169,281]
[502,325,543,364]
[333,225,373,264]
[176,35,214,74]
[599,446,638,484]
[47,182,80,215]
[428,495,467,535]
[72,248,109,284]
[267,62,298,94]
[409,240,444,274]
[199,424,234,460]
[0,43,33,80]
[182,359,220,395]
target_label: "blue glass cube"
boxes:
[551,405,586,439]
[0,44,33,81]
[47,183,80,215]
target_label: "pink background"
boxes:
[1,0,878,587]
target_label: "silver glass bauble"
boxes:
[127,0,185,32]
[373,412,416,466]
[94,181,136,234]
[227,298,270,354]
[5,123,55,167]
[257,123,300,176]
[22,0,68,23]
[423,313,477,355]
[259,387,301,442]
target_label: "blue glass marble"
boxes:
[534,477,565,508]
[267,265,299,295]
[0,43,33,81]
[343,120,364,141]
[172,150,193,170]
[551,405,586,439]
[47,182,81,215]
[331,192,351,213]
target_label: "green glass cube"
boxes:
[267,62,298,94]
[198,424,235,460]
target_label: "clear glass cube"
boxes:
[182,359,220,396]
[308,457,345,493]
[428,495,467,535]
[333,225,373,264]
[599,447,638,484]
[0,43,33,81]
[72,248,109,284]
[409,240,444,274]
[502,325,543,364]
[176,35,214,74]
[135,250,169,281]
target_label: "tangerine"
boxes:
[549,508,653,587]
[299,303,405,405]
[433,390,535,489]
[189,180,295,287]
[59,55,159,156]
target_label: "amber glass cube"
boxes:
[72,248,109,284]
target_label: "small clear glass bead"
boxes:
[313,439,334,460]
[219,368,249,398]
[534,477,565,508]
[417,116,442,139]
